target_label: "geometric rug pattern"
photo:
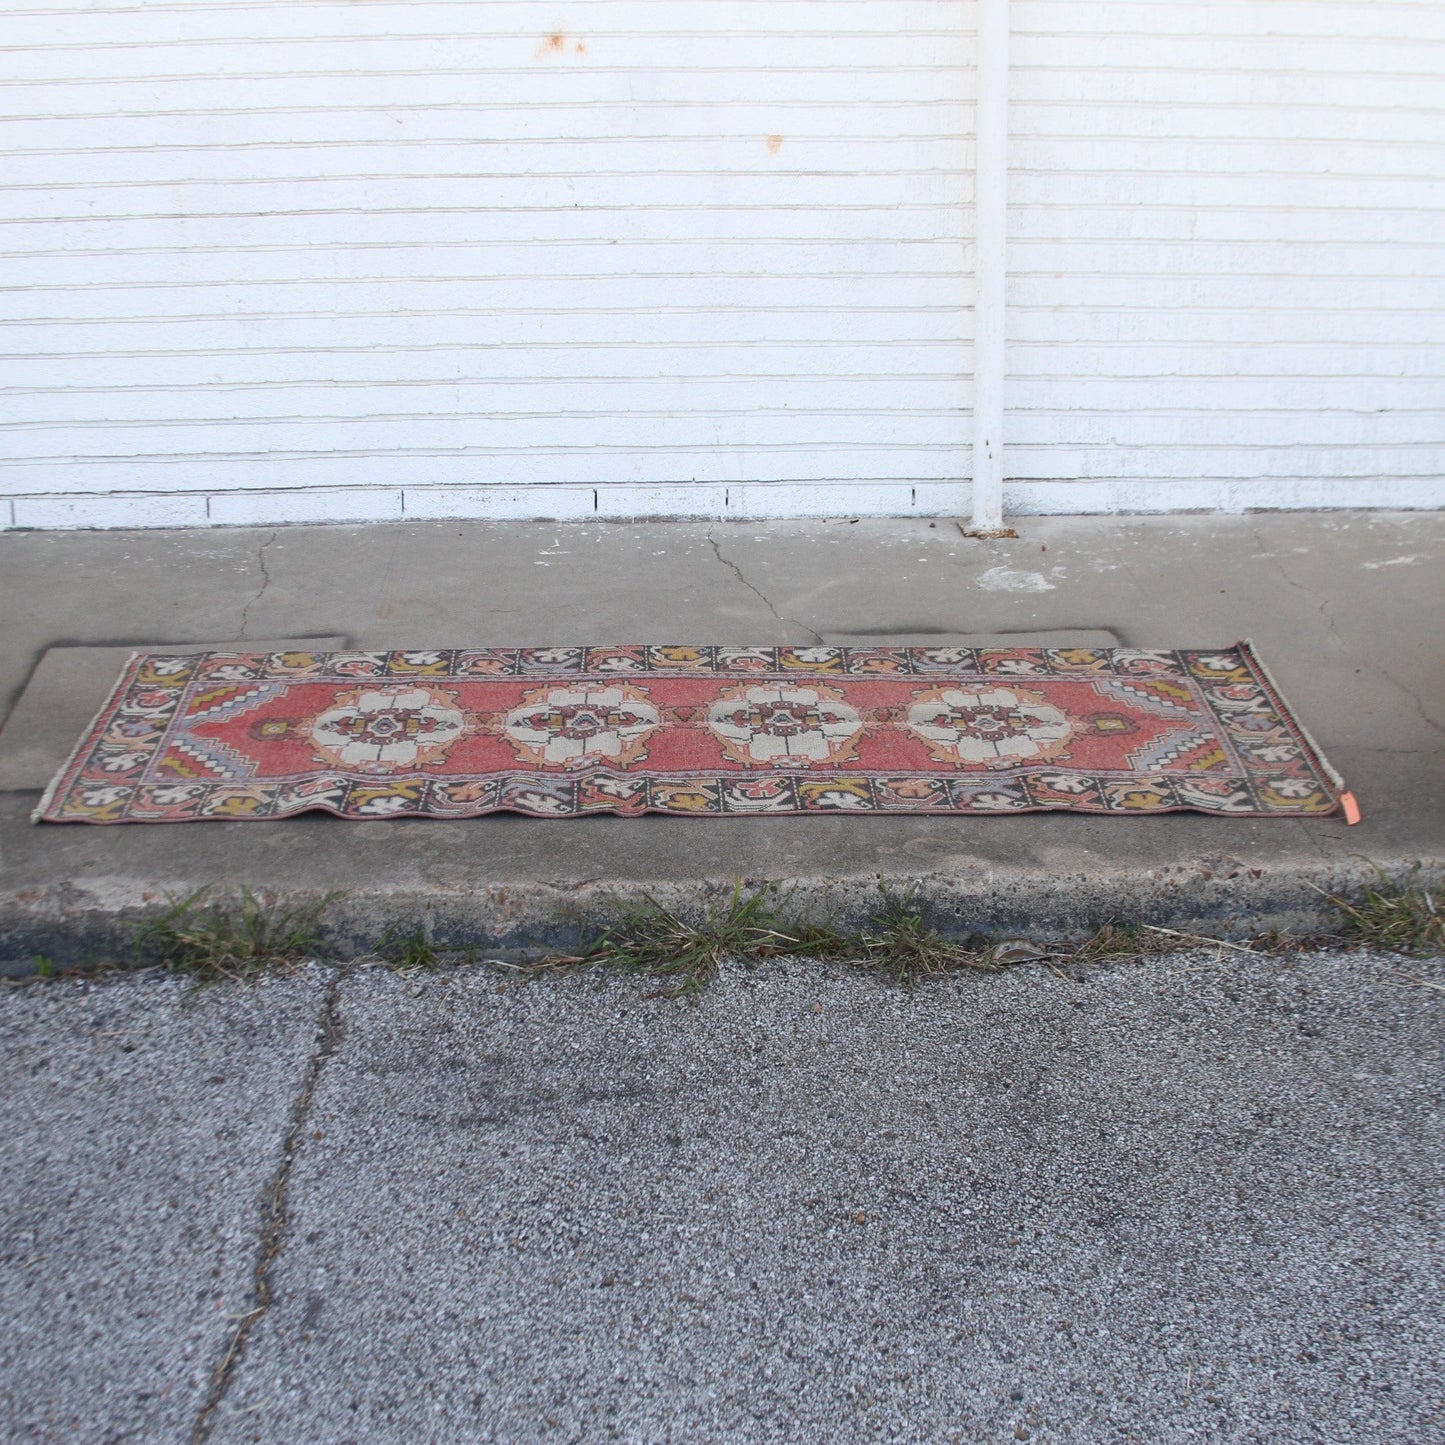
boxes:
[35,643,1345,823]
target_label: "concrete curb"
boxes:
[3,853,1439,976]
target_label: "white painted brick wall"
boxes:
[1,0,1441,528]
[1006,0,1445,512]
[1,0,975,527]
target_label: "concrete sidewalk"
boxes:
[1,511,1441,966]
[3,951,1442,1442]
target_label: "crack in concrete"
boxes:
[1250,523,1444,744]
[1252,521,1347,650]
[235,529,278,643]
[706,529,823,644]
[190,966,349,1444]
[1380,671,1445,744]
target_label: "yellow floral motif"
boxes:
[388,652,452,675]
[268,652,328,675]
[653,785,719,813]
[133,658,196,688]
[779,648,843,671]
[796,777,871,805]
[204,793,267,817]
[1259,782,1325,810]
[1111,787,1170,810]
[1188,657,1249,683]
[1050,649,1109,672]
[64,792,129,822]
[350,781,425,807]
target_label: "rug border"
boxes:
[31,649,145,826]
[1236,637,1345,793]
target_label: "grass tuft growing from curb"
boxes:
[530,880,1023,995]
[135,886,339,983]
[533,880,846,997]
[374,926,461,973]
[13,865,1438,989]
[1316,868,1442,957]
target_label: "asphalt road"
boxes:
[2,948,1441,1444]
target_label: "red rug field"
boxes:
[35,643,1345,824]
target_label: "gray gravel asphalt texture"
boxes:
[2,947,1441,1445]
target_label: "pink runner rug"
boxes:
[35,642,1345,824]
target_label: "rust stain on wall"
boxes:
[535,32,585,59]
[765,135,785,154]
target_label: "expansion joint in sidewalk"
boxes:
[189,964,350,1444]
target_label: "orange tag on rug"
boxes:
[1340,791,1362,826]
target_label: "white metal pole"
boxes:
[970,0,1009,533]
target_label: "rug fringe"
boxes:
[1237,637,1347,797]
[31,650,148,825]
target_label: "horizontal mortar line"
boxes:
[1,437,968,457]
[1007,166,1441,180]
[1,207,1431,232]
[1003,404,1445,416]
[0,257,970,273]
[1003,337,1445,347]
[0,374,973,393]
[15,0,1429,12]
[1,450,971,469]
[6,479,1402,505]
[0,407,973,429]
[3,134,973,156]
[1006,270,1445,280]
[6,438,1435,464]
[0,198,966,215]
[1007,236,1445,247]
[1012,36,1445,51]
[0,102,980,123]
[0,109,982,129]
[0,307,972,325]
[6,139,1434,163]
[7,375,1430,395]
[0,169,974,192]
[0,29,978,52]
[13,302,1438,326]
[1001,377,1442,383]
[1010,200,1445,213]
[1015,24,1445,40]
[1009,97,1445,114]
[0,65,983,86]
[9,478,963,497]
[0,207,973,227]
[7,167,1436,194]
[1008,303,1442,314]
[0,267,972,289]
[0,241,972,259]
[26,97,1439,120]
[1010,61,1445,76]
[0,342,974,362]
[2,397,1431,415]
[3,36,1432,58]
[1011,134,1445,150]
[10,0,960,9]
